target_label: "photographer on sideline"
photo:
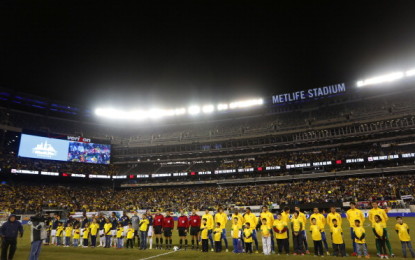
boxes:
[0,215,23,260]
[28,214,48,260]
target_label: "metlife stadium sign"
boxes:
[272,83,346,104]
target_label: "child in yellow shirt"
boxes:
[213,222,222,252]
[73,224,80,247]
[395,216,415,258]
[260,218,271,255]
[310,218,323,256]
[126,223,134,249]
[200,218,209,252]
[56,222,64,246]
[353,220,369,258]
[243,222,253,254]
[330,219,346,257]
[231,217,242,253]
[373,215,387,258]
[116,223,124,249]
[82,223,89,248]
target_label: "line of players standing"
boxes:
[43,202,414,258]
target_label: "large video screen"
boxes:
[18,134,111,164]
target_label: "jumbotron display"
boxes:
[18,134,111,164]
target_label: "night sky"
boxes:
[1,1,415,108]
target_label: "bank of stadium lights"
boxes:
[188,105,201,115]
[94,98,264,120]
[202,105,214,113]
[356,68,415,87]
[406,68,415,77]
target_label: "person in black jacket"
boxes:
[0,215,23,260]
[28,214,47,260]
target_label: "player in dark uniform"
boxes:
[189,209,201,250]
[162,211,174,250]
[110,212,119,247]
[153,209,164,249]
[177,210,189,250]
[98,215,106,247]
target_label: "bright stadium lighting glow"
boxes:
[217,104,228,111]
[356,72,404,87]
[406,68,415,77]
[202,105,214,113]
[174,108,186,115]
[95,98,264,121]
[229,98,264,109]
[188,106,200,115]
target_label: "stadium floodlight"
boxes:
[188,106,200,115]
[173,108,186,115]
[229,98,264,109]
[356,72,405,87]
[202,105,214,113]
[406,68,415,77]
[217,104,228,111]
[147,109,165,119]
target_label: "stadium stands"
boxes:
[1,173,414,214]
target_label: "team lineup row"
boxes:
[38,202,415,258]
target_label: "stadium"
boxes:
[2,1,415,260]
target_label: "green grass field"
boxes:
[9,218,413,260]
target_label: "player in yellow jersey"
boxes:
[310,208,329,255]
[89,219,99,247]
[260,206,275,253]
[244,207,259,253]
[330,219,346,257]
[346,202,365,256]
[369,202,394,257]
[395,216,415,258]
[292,210,305,255]
[273,212,289,255]
[139,213,150,250]
[327,207,342,228]
[353,219,369,258]
[214,207,228,252]
[294,206,309,254]
[281,207,291,238]
[231,217,242,253]
[201,209,214,251]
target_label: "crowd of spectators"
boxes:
[1,140,414,180]
[1,174,414,214]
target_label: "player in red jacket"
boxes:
[177,209,189,250]
[153,209,164,249]
[189,209,201,250]
[162,211,174,250]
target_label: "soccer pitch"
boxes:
[11,218,413,260]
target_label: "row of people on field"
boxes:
[37,202,415,259]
